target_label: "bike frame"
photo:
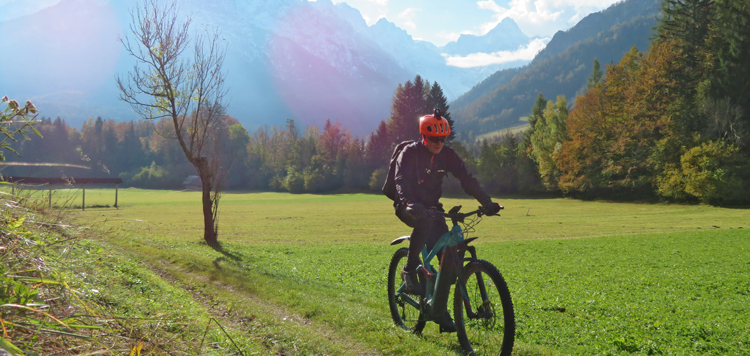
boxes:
[395,213,484,323]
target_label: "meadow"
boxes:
[16,187,750,355]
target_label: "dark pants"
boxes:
[395,204,449,271]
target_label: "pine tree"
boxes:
[707,0,750,146]
[119,121,147,174]
[102,124,118,174]
[51,117,72,165]
[387,75,427,144]
[366,120,391,169]
[426,82,456,142]
[81,117,105,169]
[657,0,713,75]
[285,118,303,170]
[522,93,547,150]
[586,58,603,90]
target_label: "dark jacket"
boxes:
[394,141,490,209]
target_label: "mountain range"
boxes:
[0,0,537,135]
[451,0,662,135]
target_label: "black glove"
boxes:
[481,201,502,215]
[406,203,427,219]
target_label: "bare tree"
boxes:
[116,0,229,246]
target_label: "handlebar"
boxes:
[436,205,503,225]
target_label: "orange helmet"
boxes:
[419,109,450,138]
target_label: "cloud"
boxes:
[397,8,419,31]
[567,13,581,24]
[443,37,549,68]
[477,0,503,13]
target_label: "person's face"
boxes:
[425,135,445,154]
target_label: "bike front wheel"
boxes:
[454,259,515,356]
[387,247,425,333]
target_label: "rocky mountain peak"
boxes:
[441,17,529,56]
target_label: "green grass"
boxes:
[37,187,748,243]
[6,187,749,355]
[0,193,260,355]
[496,230,750,354]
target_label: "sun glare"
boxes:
[0,2,121,98]
[268,4,390,131]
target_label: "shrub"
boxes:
[368,168,386,192]
[127,162,179,189]
[658,140,748,205]
[268,174,285,191]
[284,168,305,194]
[304,170,325,193]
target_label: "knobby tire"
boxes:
[454,260,515,356]
[387,247,426,333]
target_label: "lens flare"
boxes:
[0,1,121,99]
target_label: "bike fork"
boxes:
[457,273,490,319]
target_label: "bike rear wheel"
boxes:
[387,247,425,333]
[454,260,515,356]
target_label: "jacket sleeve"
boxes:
[394,146,418,206]
[447,149,492,205]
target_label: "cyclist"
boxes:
[393,109,502,332]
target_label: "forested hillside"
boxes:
[535,0,750,204]
[451,0,661,135]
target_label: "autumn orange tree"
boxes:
[555,83,609,194]
[557,42,686,197]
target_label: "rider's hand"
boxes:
[481,201,502,215]
[406,203,427,219]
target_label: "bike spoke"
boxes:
[388,247,426,333]
[455,261,514,356]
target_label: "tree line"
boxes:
[528,0,750,205]
[5,74,532,197]
[2,76,447,192]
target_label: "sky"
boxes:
[3,0,622,47]
[329,0,622,47]
[0,0,60,21]
[0,0,623,69]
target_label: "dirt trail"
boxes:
[147,261,381,356]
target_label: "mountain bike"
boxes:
[387,205,515,356]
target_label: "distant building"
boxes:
[182,175,201,190]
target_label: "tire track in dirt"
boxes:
[148,261,380,356]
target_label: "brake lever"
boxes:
[478,205,504,217]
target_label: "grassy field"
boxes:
[10,187,750,355]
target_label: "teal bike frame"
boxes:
[393,208,482,323]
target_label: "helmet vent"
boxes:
[420,112,450,137]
